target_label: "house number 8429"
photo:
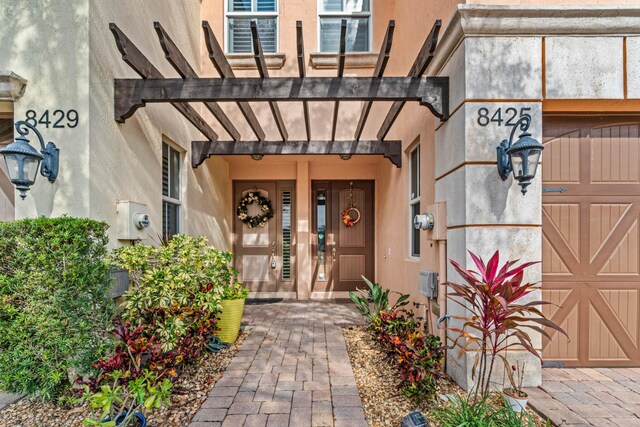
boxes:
[25,109,79,129]
[476,107,531,127]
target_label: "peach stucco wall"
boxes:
[198,0,461,312]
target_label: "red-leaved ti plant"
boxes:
[445,250,567,396]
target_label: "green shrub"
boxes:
[432,394,536,427]
[371,308,444,402]
[110,235,232,360]
[348,276,409,325]
[222,282,249,300]
[0,217,116,399]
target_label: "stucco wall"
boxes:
[0,0,91,219]
[0,0,232,249]
[374,0,460,328]
[88,0,231,249]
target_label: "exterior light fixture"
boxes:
[0,120,59,199]
[497,114,544,195]
[250,154,264,161]
[339,154,352,161]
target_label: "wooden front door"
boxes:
[312,181,375,292]
[542,116,640,366]
[233,181,296,294]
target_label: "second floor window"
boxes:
[319,0,371,52]
[226,0,278,53]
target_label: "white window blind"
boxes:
[319,0,371,52]
[226,0,278,53]
[409,145,420,257]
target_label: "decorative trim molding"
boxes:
[310,52,379,69]
[428,5,640,77]
[0,71,27,101]
[227,53,286,70]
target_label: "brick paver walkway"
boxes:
[189,301,366,427]
[526,367,640,426]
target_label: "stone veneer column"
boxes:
[433,27,543,390]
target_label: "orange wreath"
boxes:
[341,207,361,228]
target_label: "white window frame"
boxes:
[162,140,183,240]
[224,0,279,53]
[409,144,420,258]
[317,0,373,52]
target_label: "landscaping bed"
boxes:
[343,325,460,426]
[343,325,547,427]
[0,330,248,427]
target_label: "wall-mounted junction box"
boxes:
[116,201,150,241]
[419,269,438,298]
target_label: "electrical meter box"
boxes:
[116,201,150,241]
[419,270,438,299]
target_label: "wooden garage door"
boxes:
[542,116,640,366]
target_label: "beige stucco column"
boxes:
[296,161,312,300]
[431,6,544,391]
[430,3,640,391]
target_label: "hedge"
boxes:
[0,217,116,399]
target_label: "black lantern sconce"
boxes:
[0,120,59,199]
[497,114,544,195]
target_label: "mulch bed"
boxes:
[0,330,248,427]
[343,325,547,427]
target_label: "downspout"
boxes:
[438,238,447,370]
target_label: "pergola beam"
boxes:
[202,21,266,141]
[192,140,402,168]
[153,22,241,141]
[114,76,449,123]
[109,23,218,141]
[355,20,395,141]
[296,21,311,141]
[251,21,288,141]
[331,19,347,142]
[376,20,443,140]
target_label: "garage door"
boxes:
[542,116,640,367]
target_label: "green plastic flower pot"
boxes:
[216,298,245,343]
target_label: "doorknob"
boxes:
[332,246,337,261]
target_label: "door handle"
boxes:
[271,241,277,269]
[332,247,337,261]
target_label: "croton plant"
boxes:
[446,250,567,396]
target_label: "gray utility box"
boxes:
[419,270,438,299]
[109,268,130,299]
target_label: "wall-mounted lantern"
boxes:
[496,114,544,195]
[0,120,59,199]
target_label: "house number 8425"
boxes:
[25,109,79,129]
[476,107,531,127]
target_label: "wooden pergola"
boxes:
[110,19,448,168]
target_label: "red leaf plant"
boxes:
[78,318,182,393]
[445,250,567,396]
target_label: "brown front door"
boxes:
[542,116,640,366]
[312,180,375,292]
[233,181,296,293]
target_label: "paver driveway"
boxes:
[189,301,366,427]
[527,367,640,426]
